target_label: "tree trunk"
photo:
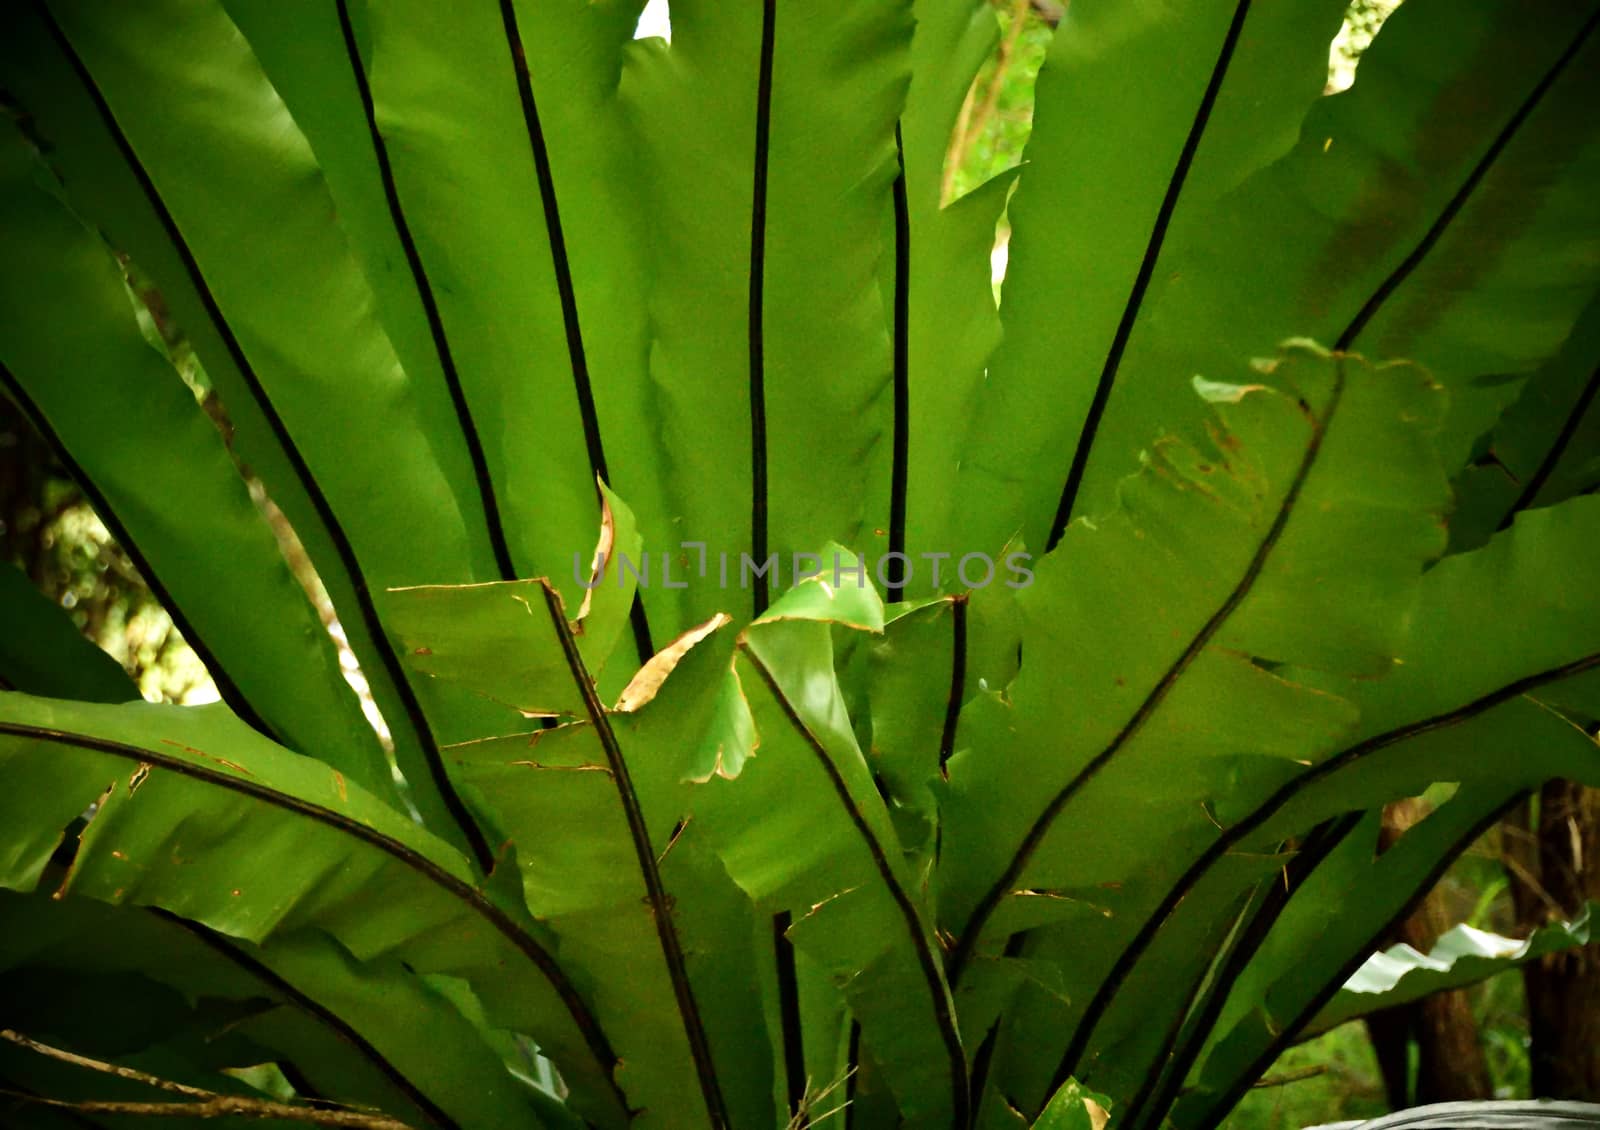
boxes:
[1366,798,1493,1107]
[1506,782,1600,1100]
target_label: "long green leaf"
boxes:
[0,693,632,1128]
[320,0,652,602]
[37,0,495,588]
[1173,794,1542,1129]
[386,554,969,1125]
[388,574,776,1129]
[211,1,498,568]
[0,136,385,790]
[995,0,1600,542]
[0,0,431,839]
[886,0,1011,592]
[941,344,1445,965]
[938,344,1450,1120]
[498,583,732,1129]
[0,0,500,866]
[956,0,1348,557]
[625,0,912,629]
[0,889,579,1130]
[391,561,966,1123]
[1069,493,1600,1129]
[688,573,968,1127]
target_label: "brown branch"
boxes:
[2,1030,211,1099]
[942,82,978,205]
[2,1090,414,1128]
[942,0,1032,204]
[0,1031,413,1130]
[967,0,1031,157]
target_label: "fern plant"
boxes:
[2,1,1600,1128]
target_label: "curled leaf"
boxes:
[615,613,734,713]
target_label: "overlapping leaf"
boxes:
[0,0,501,861]
[0,134,385,787]
[1137,493,1600,1128]
[694,572,967,1127]
[1451,291,1600,550]
[388,551,967,1127]
[0,693,628,1128]
[625,0,911,629]
[957,0,1350,557]
[0,889,579,1130]
[388,569,749,1130]
[939,343,1451,1120]
[1145,1,1600,511]
[0,564,134,705]
[883,0,1013,588]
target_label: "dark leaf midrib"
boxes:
[888,124,912,601]
[1056,648,1600,1088]
[1336,6,1600,351]
[749,0,777,619]
[774,909,808,1125]
[1110,814,1358,1130]
[158,911,464,1130]
[1105,882,1264,1130]
[1499,362,1600,531]
[965,930,1029,1117]
[34,3,495,874]
[538,584,731,1129]
[1046,0,1255,548]
[333,0,515,585]
[0,718,626,1116]
[950,369,1343,987]
[1185,798,1518,1130]
[740,644,971,1127]
[495,0,655,666]
[938,594,969,772]
[842,1020,863,1130]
